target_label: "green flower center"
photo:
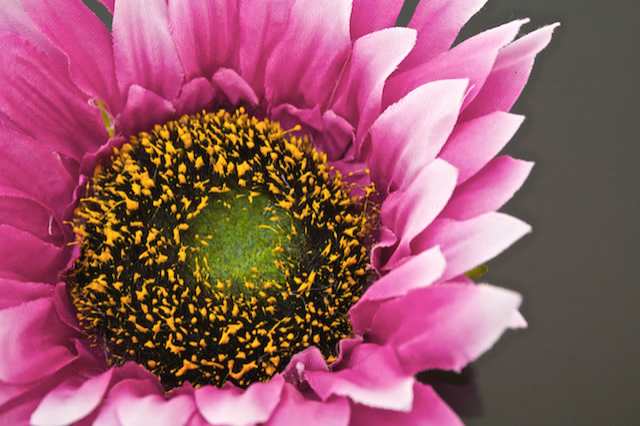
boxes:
[68,108,377,390]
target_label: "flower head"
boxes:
[0,0,556,424]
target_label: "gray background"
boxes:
[86,1,639,424]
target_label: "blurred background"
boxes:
[84,1,639,424]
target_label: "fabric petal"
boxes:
[413,213,531,281]
[117,85,176,135]
[113,0,184,101]
[195,375,284,426]
[23,0,121,112]
[266,384,350,426]
[212,68,259,107]
[168,0,238,80]
[368,80,467,191]
[0,278,53,310]
[173,77,216,117]
[31,369,113,426]
[350,383,463,426]
[350,0,404,40]
[370,284,522,373]
[265,0,352,109]
[331,28,416,146]
[441,156,534,220]
[439,111,525,184]
[463,24,560,120]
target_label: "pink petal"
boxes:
[168,0,238,79]
[266,384,350,426]
[403,0,488,66]
[439,111,525,184]
[463,24,560,120]
[413,212,531,281]
[318,110,354,161]
[173,77,216,117]
[331,28,416,146]
[211,68,260,107]
[265,0,352,109]
[0,0,54,49]
[442,156,534,220]
[384,19,528,108]
[0,187,63,243]
[195,376,284,426]
[368,80,467,191]
[113,0,184,101]
[0,34,107,160]
[0,278,53,310]
[370,283,522,373]
[350,247,446,334]
[31,370,113,426]
[117,85,176,135]
[0,225,68,283]
[23,0,121,112]
[306,344,414,411]
[0,297,75,384]
[350,0,404,40]
[282,346,329,385]
[350,383,463,426]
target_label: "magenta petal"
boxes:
[0,297,75,384]
[370,284,522,373]
[265,0,351,109]
[350,247,446,334]
[117,85,176,135]
[0,278,53,310]
[368,80,467,191]
[31,370,113,426]
[266,383,350,426]
[173,77,216,117]
[350,0,404,40]
[0,225,67,283]
[168,0,238,80]
[442,156,534,220]
[113,0,184,101]
[211,68,260,107]
[318,110,354,161]
[0,34,107,160]
[195,376,284,426]
[22,0,121,112]
[331,28,416,145]
[350,383,463,426]
[282,346,328,384]
[463,24,560,120]
[0,187,63,243]
[306,345,414,411]
[414,212,531,281]
[439,111,525,184]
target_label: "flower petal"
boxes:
[195,376,284,426]
[350,0,404,40]
[350,383,463,426]
[117,85,176,136]
[266,383,350,426]
[441,156,534,220]
[212,68,259,107]
[173,77,216,117]
[370,284,522,373]
[0,187,63,243]
[0,278,53,310]
[113,0,184,101]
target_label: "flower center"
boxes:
[68,108,376,390]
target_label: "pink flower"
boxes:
[0,0,556,425]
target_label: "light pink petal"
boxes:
[117,85,176,135]
[174,77,216,117]
[350,383,463,426]
[382,159,458,267]
[463,24,560,120]
[370,283,522,373]
[266,383,350,426]
[439,111,525,184]
[0,0,54,49]
[0,278,53,309]
[265,0,352,109]
[350,0,404,40]
[113,0,184,101]
[331,28,416,146]
[0,297,75,384]
[384,20,527,108]
[350,247,446,334]
[318,110,354,161]
[0,34,107,160]
[403,0,488,67]
[368,80,467,191]
[413,212,531,281]
[23,0,121,112]
[168,0,238,79]
[0,225,68,283]
[442,156,534,220]
[212,68,259,107]
[31,370,113,426]
[306,345,414,411]
[282,346,329,385]
[195,376,284,426]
